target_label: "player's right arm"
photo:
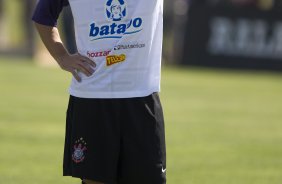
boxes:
[32,0,95,82]
[34,23,95,82]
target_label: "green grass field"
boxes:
[1,57,282,184]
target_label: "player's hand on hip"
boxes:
[57,53,96,82]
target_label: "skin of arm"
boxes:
[34,22,96,82]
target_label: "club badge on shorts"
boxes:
[72,137,87,163]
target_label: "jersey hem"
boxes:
[68,88,161,99]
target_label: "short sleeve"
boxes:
[32,0,69,27]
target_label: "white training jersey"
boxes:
[68,0,163,98]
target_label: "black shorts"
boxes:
[63,93,166,184]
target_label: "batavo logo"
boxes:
[89,0,143,41]
[106,54,126,66]
[89,18,142,41]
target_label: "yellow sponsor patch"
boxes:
[106,54,126,66]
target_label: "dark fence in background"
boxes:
[181,2,282,71]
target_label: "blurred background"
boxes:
[0,0,282,184]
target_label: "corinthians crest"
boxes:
[72,137,87,163]
[106,0,127,21]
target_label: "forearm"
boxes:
[34,22,69,62]
[34,22,95,82]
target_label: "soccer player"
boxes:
[32,0,166,184]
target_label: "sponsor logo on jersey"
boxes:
[114,43,145,50]
[87,50,111,58]
[87,43,145,58]
[72,137,87,164]
[89,0,143,41]
[106,54,126,66]
[106,0,127,22]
